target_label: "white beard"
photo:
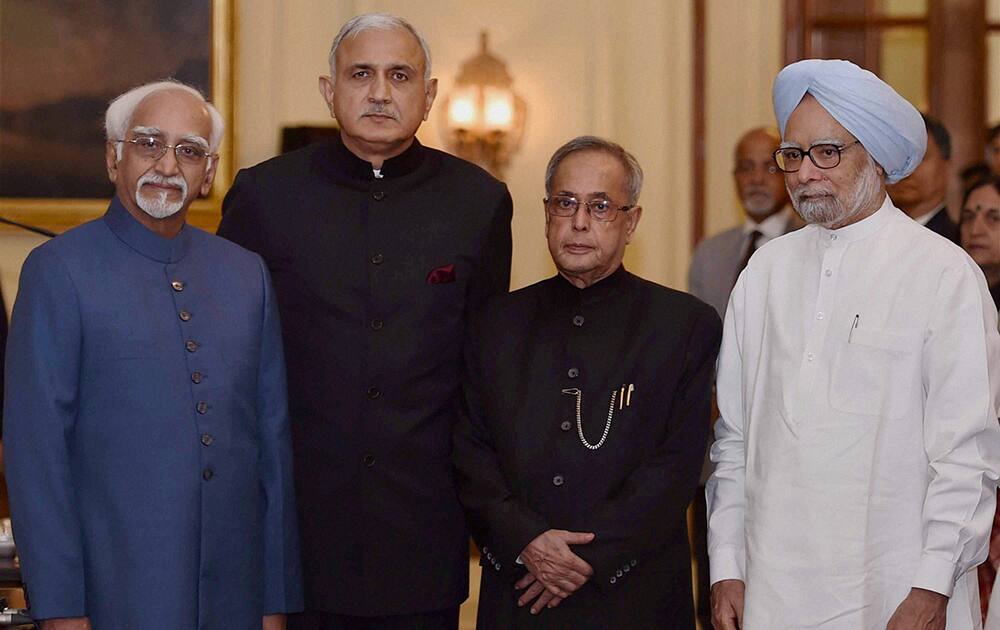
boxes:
[136,173,188,219]
[790,158,882,228]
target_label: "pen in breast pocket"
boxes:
[848,314,859,343]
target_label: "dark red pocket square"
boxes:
[426,264,456,284]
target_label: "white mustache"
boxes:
[138,172,188,197]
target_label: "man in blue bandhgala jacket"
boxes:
[3,80,302,630]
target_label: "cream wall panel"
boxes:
[703,0,784,245]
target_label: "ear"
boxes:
[105,141,121,183]
[199,155,219,197]
[422,78,438,121]
[318,75,336,119]
[624,206,642,244]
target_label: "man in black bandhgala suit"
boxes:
[454,136,721,629]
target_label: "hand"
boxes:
[710,579,744,630]
[886,588,947,630]
[40,618,91,630]
[262,614,287,630]
[519,529,595,597]
[514,572,565,614]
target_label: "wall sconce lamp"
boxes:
[441,31,526,178]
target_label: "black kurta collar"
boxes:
[552,264,632,306]
[327,131,426,181]
[103,196,191,264]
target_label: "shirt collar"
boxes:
[552,264,632,306]
[744,207,791,240]
[816,194,896,245]
[103,196,191,263]
[913,204,946,226]
[328,131,425,181]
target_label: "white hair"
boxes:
[104,80,224,159]
[328,13,432,83]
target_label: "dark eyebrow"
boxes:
[389,64,416,74]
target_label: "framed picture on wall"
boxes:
[0,0,234,233]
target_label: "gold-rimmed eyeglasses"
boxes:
[544,195,633,222]
[117,136,213,166]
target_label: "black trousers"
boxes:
[288,607,460,630]
[691,489,711,630]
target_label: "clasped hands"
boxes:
[515,529,595,615]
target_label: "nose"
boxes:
[368,73,391,102]
[571,205,591,231]
[155,147,181,176]
[793,157,824,186]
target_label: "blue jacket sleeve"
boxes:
[254,256,304,613]
[4,246,87,619]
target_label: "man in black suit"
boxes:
[888,113,960,243]
[218,13,513,630]
[454,136,721,629]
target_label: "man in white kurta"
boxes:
[707,59,1000,630]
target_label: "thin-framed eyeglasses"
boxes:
[772,140,862,173]
[117,136,213,166]
[544,195,634,222]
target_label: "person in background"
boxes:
[987,124,1000,177]
[961,176,1000,312]
[887,113,960,243]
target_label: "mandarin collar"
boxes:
[815,194,896,246]
[552,264,632,306]
[103,196,191,264]
[327,131,426,181]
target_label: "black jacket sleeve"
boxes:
[453,317,549,578]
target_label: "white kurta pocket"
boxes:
[829,329,919,419]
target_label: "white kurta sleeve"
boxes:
[706,271,749,584]
[914,259,1000,596]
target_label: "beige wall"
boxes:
[0,0,782,307]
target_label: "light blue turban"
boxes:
[773,59,926,184]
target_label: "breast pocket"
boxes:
[829,329,920,419]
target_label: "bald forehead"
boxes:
[735,128,780,159]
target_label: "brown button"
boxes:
[196,401,208,414]
[567,368,579,378]
[371,253,384,265]
[179,310,192,322]
[202,468,214,481]
[171,280,184,292]
[185,340,198,353]
[191,372,203,384]
[201,433,214,446]
[362,454,376,467]
[370,319,384,331]
[366,387,381,399]
[560,421,572,432]
[372,191,385,201]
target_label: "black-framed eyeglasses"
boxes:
[772,140,862,173]
[117,136,212,166]
[544,195,633,222]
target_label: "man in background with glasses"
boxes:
[686,125,793,629]
[708,59,1000,630]
[454,136,721,628]
[4,81,302,629]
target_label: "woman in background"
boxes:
[968,177,1000,628]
